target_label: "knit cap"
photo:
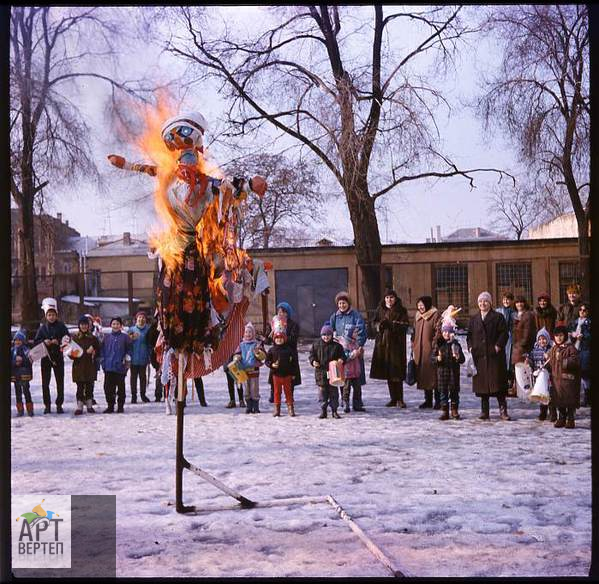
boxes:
[320,324,334,336]
[78,315,90,326]
[477,291,492,303]
[244,322,256,340]
[13,331,26,343]
[536,327,551,344]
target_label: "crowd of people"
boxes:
[11,284,590,427]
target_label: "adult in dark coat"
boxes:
[412,295,441,409]
[511,296,538,365]
[466,291,511,421]
[34,306,71,414]
[267,302,301,402]
[548,326,580,428]
[370,289,410,408]
[534,292,557,335]
[568,302,591,407]
[557,283,582,328]
[496,291,516,389]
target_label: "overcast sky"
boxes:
[37,5,523,244]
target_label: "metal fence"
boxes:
[11,269,158,326]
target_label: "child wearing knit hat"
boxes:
[265,329,297,417]
[232,322,266,414]
[309,324,347,419]
[11,331,34,417]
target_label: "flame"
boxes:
[122,91,249,313]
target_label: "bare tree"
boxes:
[226,153,326,248]
[478,5,590,295]
[10,6,147,327]
[486,184,538,240]
[159,5,512,316]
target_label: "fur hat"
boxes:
[537,292,551,302]
[553,325,569,337]
[110,316,123,326]
[320,324,334,336]
[78,315,90,326]
[478,291,492,303]
[566,283,581,295]
[335,291,351,307]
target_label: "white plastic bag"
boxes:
[514,362,534,400]
[465,353,477,377]
[529,368,551,405]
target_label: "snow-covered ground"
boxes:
[11,337,592,577]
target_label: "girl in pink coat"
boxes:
[338,325,365,413]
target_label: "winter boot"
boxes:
[549,405,558,423]
[225,400,236,408]
[385,382,397,406]
[538,405,548,421]
[478,396,490,420]
[433,389,441,410]
[419,390,433,409]
[288,403,296,417]
[103,405,114,414]
[450,403,460,420]
[396,384,406,408]
[245,399,253,414]
[16,403,24,417]
[253,399,260,413]
[319,405,328,419]
[273,403,281,417]
[43,404,51,414]
[74,400,84,416]
[86,399,96,413]
[56,405,64,414]
[141,393,151,403]
[438,405,450,421]
[26,402,34,417]
[343,398,350,413]
[331,409,341,419]
[497,395,511,421]
[237,385,246,408]
[554,408,567,428]
[565,408,576,429]
[131,393,137,404]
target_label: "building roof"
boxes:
[86,233,151,257]
[443,227,504,241]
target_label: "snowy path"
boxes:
[11,338,591,577]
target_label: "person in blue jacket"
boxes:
[329,291,368,387]
[11,331,34,417]
[100,317,132,413]
[128,311,151,403]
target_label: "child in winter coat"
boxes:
[547,326,580,429]
[11,331,34,417]
[432,323,465,420]
[528,328,555,422]
[232,322,266,414]
[337,324,365,413]
[100,317,132,413]
[265,330,298,417]
[309,324,347,419]
[69,315,101,415]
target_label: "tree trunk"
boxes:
[576,216,590,301]
[19,202,40,330]
[345,190,382,323]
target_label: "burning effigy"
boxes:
[108,105,269,379]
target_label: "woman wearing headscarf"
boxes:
[268,301,301,402]
[412,295,441,409]
[370,289,410,408]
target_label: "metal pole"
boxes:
[175,351,187,513]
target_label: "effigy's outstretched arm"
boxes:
[107,154,157,177]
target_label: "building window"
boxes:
[559,261,581,304]
[496,263,532,305]
[383,265,393,291]
[434,264,468,310]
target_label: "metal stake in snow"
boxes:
[174,351,257,513]
[326,495,409,578]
